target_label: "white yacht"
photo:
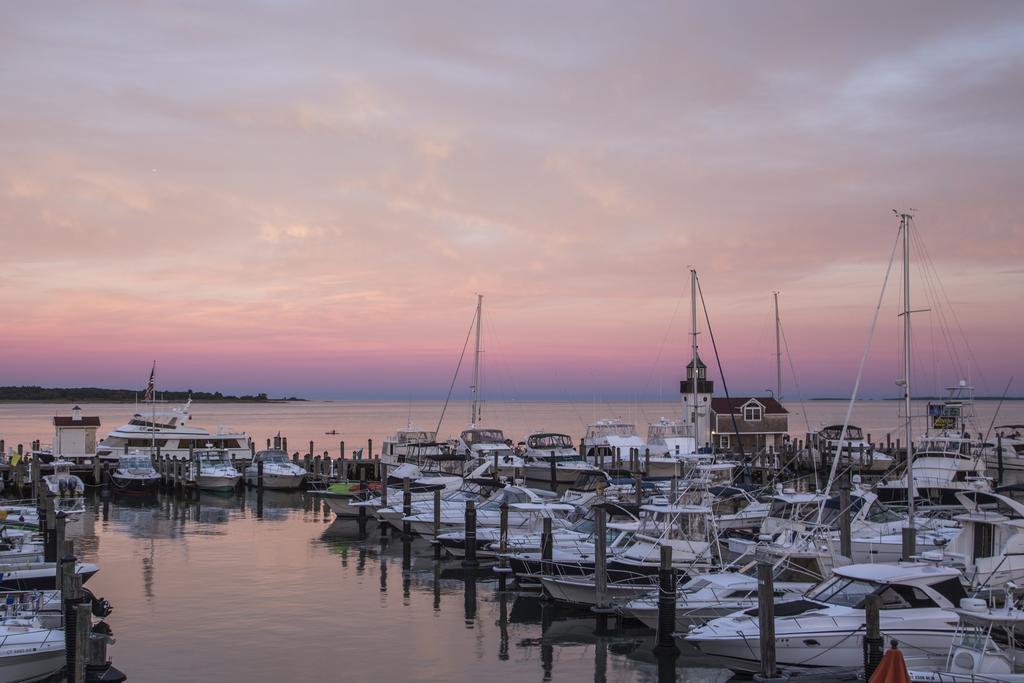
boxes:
[581,419,645,465]
[521,433,597,484]
[908,595,1024,682]
[809,424,894,473]
[42,460,85,499]
[455,428,523,478]
[380,425,440,462]
[983,424,1024,473]
[96,399,253,462]
[243,449,305,490]
[0,613,63,682]
[686,563,967,673]
[192,449,241,492]
[110,453,160,492]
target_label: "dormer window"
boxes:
[744,405,762,421]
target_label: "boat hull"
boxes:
[243,473,305,490]
[196,475,240,492]
[111,474,161,492]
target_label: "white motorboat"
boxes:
[916,489,1024,591]
[455,428,523,478]
[625,563,815,631]
[244,449,306,490]
[686,563,967,673]
[110,453,160,492]
[42,460,86,515]
[404,486,557,539]
[520,433,597,485]
[606,504,718,577]
[983,424,1024,473]
[192,450,241,492]
[435,502,579,558]
[581,419,645,465]
[96,398,253,462]
[380,425,440,463]
[0,614,63,683]
[908,594,1024,682]
[809,424,894,473]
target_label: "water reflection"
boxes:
[39,490,745,682]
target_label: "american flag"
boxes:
[144,362,156,401]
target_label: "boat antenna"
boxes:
[899,210,916,542]
[435,301,478,437]
[690,268,699,442]
[470,293,483,427]
[816,221,901,521]
[694,274,746,461]
[983,376,1014,445]
[774,291,782,400]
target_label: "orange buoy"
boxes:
[869,643,911,683]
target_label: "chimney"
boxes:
[72,405,82,422]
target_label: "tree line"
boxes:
[0,386,286,402]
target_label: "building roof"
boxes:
[53,416,101,427]
[685,353,707,369]
[711,396,788,414]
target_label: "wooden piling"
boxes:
[644,448,651,475]
[653,545,679,655]
[402,477,412,539]
[282,436,288,453]
[591,503,612,632]
[462,500,478,568]
[541,517,553,563]
[549,449,557,488]
[433,488,442,561]
[840,477,852,559]
[863,594,883,679]
[755,548,785,682]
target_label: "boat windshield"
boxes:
[463,430,505,445]
[121,456,151,470]
[806,577,877,607]
[528,434,573,449]
[588,423,638,438]
[399,431,435,443]
[198,451,231,466]
[260,452,289,464]
[769,500,822,523]
[479,488,532,511]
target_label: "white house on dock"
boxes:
[52,406,101,461]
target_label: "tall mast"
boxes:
[690,269,699,434]
[470,294,483,427]
[900,213,915,530]
[895,210,918,562]
[774,291,782,400]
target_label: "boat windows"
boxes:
[973,522,996,560]
[528,434,573,449]
[120,456,152,470]
[930,578,968,607]
[463,430,505,446]
[261,452,289,464]
[806,577,876,608]
[877,585,938,609]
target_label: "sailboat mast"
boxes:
[901,213,915,529]
[690,269,698,433]
[470,294,483,427]
[774,291,782,400]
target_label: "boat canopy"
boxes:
[255,450,289,464]
[527,433,573,449]
[818,424,865,441]
[462,429,505,446]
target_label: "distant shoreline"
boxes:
[0,386,305,402]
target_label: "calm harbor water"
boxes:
[2,399,1023,682]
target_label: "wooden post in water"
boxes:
[462,499,478,568]
[282,436,288,453]
[367,438,373,461]
[92,455,101,486]
[379,462,389,507]
[549,449,557,488]
[30,454,39,502]
[653,544,679,655]
[863,593,883,679]
[997,435,1005,485]
[357,468,368,538]
[541,516,553,563]
[840,474,852,560]
[497,502,510,590]
[257,459,264,490]
[54,510,66,570]
[324,453,333,478]
[591,503,613,633]
[634,475,642,510]
[754,547,786,682]
[401,477,412,540]
[644,448,651,475]
[433,488,442,561]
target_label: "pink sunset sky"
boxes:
[0,2,1021,400]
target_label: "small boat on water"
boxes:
[685,563,967,673]
[0,613,64,683]
[192,449,241,492]
[110,453,160,492]
[520,432,597,485]
[42,460,86,515]
[243,450,306,490]
[908,593,1024,681]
